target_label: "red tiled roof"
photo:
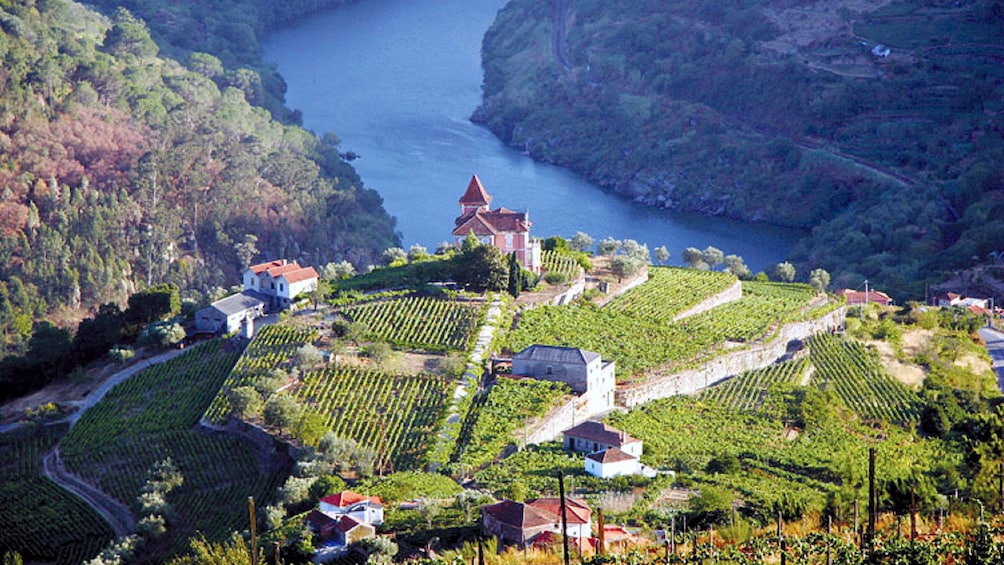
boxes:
[483,500,557,529]
[281,266,319,284]
[527,497,591,525]
[306,509,336,529]
[249,260,286,274]
[265,262,303,278]
[837,289,891,305]
[337,515,363,532]
[564,421,640,447]
[452,208,530,237]
[320,490,383,508]
[586,447,637,464]
[459,174,492,206]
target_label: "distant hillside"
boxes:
[475,0,1004,296]
[0,0,398,354]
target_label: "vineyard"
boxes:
[455,377,570,470]
[605,267,736,322]
[808,332,920,424]
[506,272,819,377]
[203,324,317,423]
[336,294,485,352]
[295,366,452,471]
[606,394,946,523]
[700,358,810,412]
[0,424,114,565]
[59,341,287,562]
[541,250,581,281]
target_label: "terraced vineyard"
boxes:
[808,333,920,424]
[506,270,818,377]
[605,267,736,322]
[455,377,570,470]
[204,324,317,423]
[700,358,810,412]
[337,294,484,352]
[60,341,287,560]
[0,425,113,565]
[541,249,581,280]
[296,367,452,471]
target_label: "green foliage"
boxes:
[453,241,508,293]
[59,341,285,561]
[455,378,569,470]
[0,426,114,564]
[337,294,485,352]
[358,472,463,503]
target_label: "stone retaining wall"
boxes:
[616,307,846,408]
[672,280,742,321]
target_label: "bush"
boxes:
[543,271,569,285]
[108,345,135,363]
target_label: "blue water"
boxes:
[263,0,801,269]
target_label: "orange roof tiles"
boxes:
[459,174,492,206]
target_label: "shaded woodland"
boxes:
[0,1,398,358]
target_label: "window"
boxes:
[546,365,553,375]
[279,283,285,292]
[505,233,513,248]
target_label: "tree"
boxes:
[362,342,393,367]
[416,498,441,529]
[167,533,262,565]
[809,268,831,292]
[126,284,180,326]
[610,255,643,282]
[453,243,508,292]
[654,245,670,265]
[682,247,708,270]
[596,237,622,256]
[702,246,724,270]
[229,386,263,418]
[569,231,594,252]
[294,410,329,446]
[407,244,429,262]
[621,239,649,262]
[506,252,521,298]
[233,234,258,270]
[723,254,750,278]
[773,261,796,282]
[138,321,185,348]
[543,236,568,252]
[321,260,356,279]
[264,394,304,433]
[306,277,331,309]
[382,247,407,266]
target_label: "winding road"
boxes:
[551,0,572,70]
[3,348,190,540]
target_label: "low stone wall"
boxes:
[521,394,597,445]
[672,280,742,322]
[551,280,585,305]
[616,307,846,408]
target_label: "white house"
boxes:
[512,345,615,416]
[562,421,642,458]
[318,490,384,526]
[243,259,319,310]
[584,447,656,479]
[194,291,265,334]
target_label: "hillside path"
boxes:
[551,0,572,70]
[979,326,1004,393]
[42,448,134,537]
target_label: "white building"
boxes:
[584,447,656,479]
[243,259,319,310]
[318,491,384,526]
[194,292,265,334]
[512,345,615,417]
[562,421,642,458]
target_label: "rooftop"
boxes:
[514,345,601,365]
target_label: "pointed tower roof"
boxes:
[459,174,492,207]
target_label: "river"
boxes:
[262,0,801,270]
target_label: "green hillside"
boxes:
[475,0,1004,296]
[0,0,398,356]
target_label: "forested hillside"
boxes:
[475,0,1004,296]
[0,0,398,355]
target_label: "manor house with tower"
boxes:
[452,174,541,273]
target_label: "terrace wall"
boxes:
[521,393,597,445]
[672,280,743,322]
[616,307,846,408]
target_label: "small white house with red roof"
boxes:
[318,490,384,526]
[453,175,541,273]
[563,421,642,457]
[243,259,319,310]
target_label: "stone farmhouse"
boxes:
[194,291,265,335]
[242,259,319,310]
[453,174,542,273]
[511,345,615,418]
[481,497,592,548]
